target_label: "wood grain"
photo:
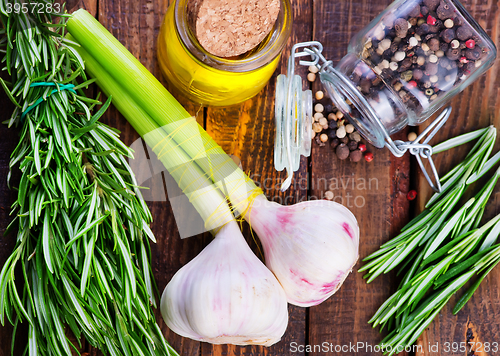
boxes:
[1,0,500,355]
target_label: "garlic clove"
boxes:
[247,195,359,307]
[161,220,289,346]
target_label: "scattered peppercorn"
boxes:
[336,144,350,160]
[320,133,329,143]
[358,143,367,152]
[308,65,319,74]
[325,190,334,200]
[466,39,476,49]
[407,190,418,200]
[314,103,324,113]
[307,73,316,82]
[350,149,362,162]
[407,132,418,141]
[315,91,324,100]
[336,125,347,139]
[364,152,374,162]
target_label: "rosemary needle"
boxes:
[0,2,178,355]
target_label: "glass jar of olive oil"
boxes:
[157,0,292,107]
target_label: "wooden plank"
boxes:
[414,0,500,353]
[201,0,312,355]
[308,0,412,355]
[92,0,204,354]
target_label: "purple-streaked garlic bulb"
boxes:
[160,220,289,346]
[247,195,359,307]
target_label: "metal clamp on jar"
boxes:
[275,0,496,192]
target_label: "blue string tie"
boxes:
[20,82,77,122]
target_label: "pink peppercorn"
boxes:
[358,143,367,152]
[466,39,476,49]
[364,152,374,162]
[407,190,417,200]
[460,56,468,63]
[408,80,417,88]
[427,15,437,25]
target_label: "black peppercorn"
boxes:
[420,5,429,16]
[340,136,349,144]
[465,47,481,60]
[439,42,449,52]
[441,28,455,43]
[454,16,464,27]
[330,138,340,149]
[350,149,362,162]
[394,18,409,38]
[436,2,454,20]
[465,61,476,73]
[413,68,424,80]
[416,23,431,36]
[327,128,337,139]
[446,48,461,60]
[456,26,473,41]
[328,120,338,130]
[423,0,440,11]
[428,38,440,51]
[390,42,399,53]
[336,144,350,160]
[408,4,421,18]
[409,17,418,27]
[347,140,358,151]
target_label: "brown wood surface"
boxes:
[1,0,500,355]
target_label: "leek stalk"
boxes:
[67,10,259,215]
[66,35,235,233]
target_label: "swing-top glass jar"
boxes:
[320,0,496,148]
[157,0,292,107]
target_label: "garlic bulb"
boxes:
[161,220,289,346]
[247,195,359,307]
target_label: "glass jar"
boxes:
[319,0,496,148]
[157,0,292,107]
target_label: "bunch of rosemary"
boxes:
[361,127,500,354]
[0,2,177,356]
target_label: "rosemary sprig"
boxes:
[361,127,500,355]
[0,2,177,355]
[360,126,499,283]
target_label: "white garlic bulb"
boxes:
[247,195,359,307]
[161,220,289,346]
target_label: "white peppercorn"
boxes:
[336,125,346,139]
[314,103,324,113]
[345,124,355,134]
[307,73,316,82]
[309,65,319,74]
[315,91,324,100]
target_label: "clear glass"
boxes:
[321,0,496,148]
[158,0,292,106]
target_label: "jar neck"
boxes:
[173,0,292,72]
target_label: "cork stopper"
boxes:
[187,0,281,58]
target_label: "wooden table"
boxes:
[1,0,500,355]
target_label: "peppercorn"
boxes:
[328,120,337,130]
[340,136,349,144]
[456,25,473,41]
[358,143,367,152]
[394,51,406,62]
[320,133,328,143]
[313,112,323,121]
[413,68,424,81]
[307,73,316,82]
[454,16,464,27]
[349,132,362,142]
[336,144,350,160]
[465,47,481,60]
[407,190,417,200]
[420,5,429,16]
[328,113,337,121]
[325,190,334,200]
[444,19,454,28]
[309,65,319,74]
[330,138,340,148]
[428,38,440,51]
[439,57,450,68]
[336,111,344,120]
[350,149,362,162]
[315,91,324,100]
[347,140,358,151]
[408,4,421,18]
[336,125,347,139]
[345,124,355,134]
[312,123,323,133]
[424,0,439,10]
[394,18,408,38]
[446,48,461,60]
[427,15,437,26]
[319,117,328,127]
[441,28,455,43]
[436,3,454,20]
[439,42,449,52]
[465,39,475,49]
[407,132,418,141]
[315,103,324,113]
[364,152,374,162]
